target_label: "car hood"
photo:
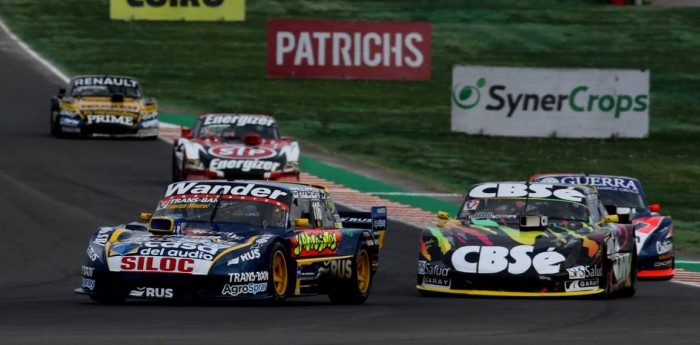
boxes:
[104,230,262,275]
[422,220,607,276]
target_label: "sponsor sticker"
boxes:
[228,271,269,283]
[221,282,267,296]
[566,265,603,280]
[129,287,174,298]
[81,278,96,290]
[451,245,565,275]
[291,230,340,257]
[209,159,281,172]
[81,266,95,277]
[468,183,586,202]
[564,279,599,292]
[164,182,289,201]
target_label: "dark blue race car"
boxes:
[75,181,387,304]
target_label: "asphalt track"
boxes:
[1,26,699,345]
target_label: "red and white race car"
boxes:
[173,113,300,181]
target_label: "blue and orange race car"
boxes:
[531,173,674,279]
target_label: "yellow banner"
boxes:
[110,0,245,21]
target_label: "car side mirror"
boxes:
[294,218,310,227]
[140,212,153,222]
[181,127,193,139]
[649,204,661,212]
[604,215,619,223]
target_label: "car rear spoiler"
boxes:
[339,206,387,248]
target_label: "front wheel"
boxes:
[268,242,291,303]
[328,245,372,304]
[50,109,61,137]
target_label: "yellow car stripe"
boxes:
[210,236,258,265]
[417,285,604,297]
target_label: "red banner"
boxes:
[267,20,431,80]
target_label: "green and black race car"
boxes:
[418,182,637,298]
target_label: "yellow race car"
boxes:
[50,75,158,139]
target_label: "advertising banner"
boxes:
[110,0,245,21]
[267,20,431,80]
[451,65,650,138]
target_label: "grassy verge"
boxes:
[1,0,698,251]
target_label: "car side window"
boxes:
[291,198,314,229]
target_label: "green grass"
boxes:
[1,0,699,251]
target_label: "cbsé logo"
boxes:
[267,20,431,80]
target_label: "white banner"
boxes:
[451,65,649,138]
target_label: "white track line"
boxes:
[0,18,70,83]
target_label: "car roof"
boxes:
[70,75,139,81]
[163,180,328,198]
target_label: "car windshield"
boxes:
[196,123,280,140]
[457,198,590,224]
[597,190,646,209]
[153,194,288,231]
[71,84,142,98]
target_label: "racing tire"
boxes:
[328,245,372,305]
[88,293,127,305]
[268,242,291,304]
[172,153,182,182]
[50,109,61,138]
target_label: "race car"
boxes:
[75,181,387,304]
[530,173,674,279]
[417,182,637,297]
[50,75,159,139]
[172,113,300,181]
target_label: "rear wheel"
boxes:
[328,245,372,305]
[268,243,290,303]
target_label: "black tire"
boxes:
[172,153,182,182]
[328,245,373,305]
[50,108,61,138]
[268,242,291,304]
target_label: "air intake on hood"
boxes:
[111,94,125,103]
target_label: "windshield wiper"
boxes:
[208,194,224,224]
